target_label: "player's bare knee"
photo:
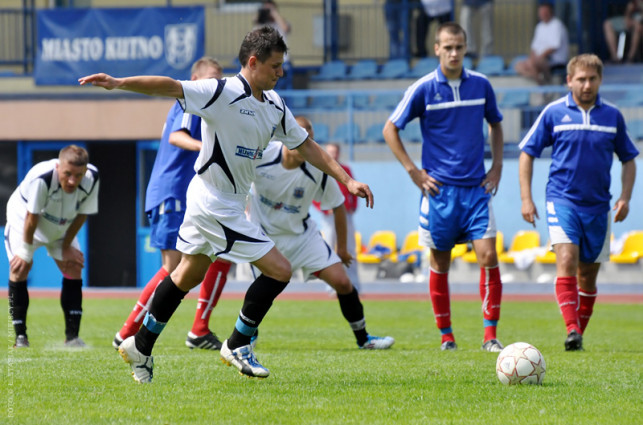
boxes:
[331,276,353,294]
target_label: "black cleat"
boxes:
[441,340,457,351]
[186,331,223,350]
[564,330,583,351]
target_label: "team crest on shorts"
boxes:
[293,187,304,198]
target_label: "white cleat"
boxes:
[118,336,153,384]
[220,339,269,378]
[360,335,395,349]
[482,339,504,353]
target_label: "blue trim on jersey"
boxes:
[143,312,166,334]
[145,102,200,212]
[520,93,639,214]
[235,317,258,337]
[389,66,503,186]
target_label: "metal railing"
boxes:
[0,0,35,74]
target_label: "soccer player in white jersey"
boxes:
[79,26,373,382]
[5,145,99,348]
[249,116,393,349]
[383,22,505,353]
[519,54,638,351]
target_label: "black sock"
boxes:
[228,274,289,349]
[61,278,83,340]
[9,280,29,337]
[337,288,368,346]
[135,276,187,356]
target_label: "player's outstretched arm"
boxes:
[78,73,184,98]
[519,151,539,227]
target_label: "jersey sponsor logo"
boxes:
[293,187,304,199]
[239,108,256,116]
[235,146,264,160]
[42,212,68,225]
[165,24,198,69]
[259,194,300,214]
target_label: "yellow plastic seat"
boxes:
[498,230,541,264]
[461,231,504,263]
[392,230,423,263]
[610,231,643,264]
[356,230,397,264]
[355,231,365,254]
[535,240,556,264]
[451,243,468,260]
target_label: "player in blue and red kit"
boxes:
[383,22,505,352]
[112,57,233,352]
[519,54,638,351]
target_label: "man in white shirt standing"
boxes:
[5,145,99,348]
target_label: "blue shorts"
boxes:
[147,198,186,251]
[546,201,610,263]
[418,185,496,251]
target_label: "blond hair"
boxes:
[191,57,222,78]
[59,145,89,167]
[567,54,603,79]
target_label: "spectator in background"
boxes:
[385,0,412,59]
[603,0,643,63]
[254,0,293,89]
[459,0,494,59]
[518,54,638,351]
[314,143,361,292]
[515,2,569,84]
[415,0,453,58]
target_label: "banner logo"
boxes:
[165,24,198,70]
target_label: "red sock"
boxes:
[119,267,169,339]
[429,269,451,331]
[190,260,231,336]
[578,289,597,333]
[555,276,580,334]
[480,266,502,341]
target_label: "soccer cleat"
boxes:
[14,334,29,348]
[482,339,504,352]
[185,331,223,351]
[359,335,395,349]
[564,330,583,351]
[441,340,457,351]
[220,339,269,378]
[112,332,124,350]
[118,336,154,384]
[64,337,87,348]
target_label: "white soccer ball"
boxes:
[496,342,546,385]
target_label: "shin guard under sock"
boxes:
[337,288,368,346]
[61,278,83,340]
[9,280,28,337]
[579,289,597,333]
[555,276,580,334]
[191,260,231,336]
[480,266,502,341]
[120,267,169,339]
[429,268,451,329]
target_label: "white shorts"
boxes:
[176,177,274,264]
[257,225,341,280]
[4,225,81,262]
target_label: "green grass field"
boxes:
[2,296,642,424]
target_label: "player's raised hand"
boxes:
[346,179,374,208]
[78,73,119,90]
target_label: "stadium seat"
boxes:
[535,240,556,264]
[498,230,541,264]
[627,119,643,141]
[350,93,372,109]
[620,91,643,106]
[378,58,409,79]
[365,123,385,143]
[310,60,348,81]
[461,231,504,263]
[347,59,378,80]
[451,243,468,260]
[285,95,308,109]
[610,231,643,263]
[355,231,365,254]
[332,122,362,144]
[400,122,422,143]
[406,57,438,78]
[499,90,530,108]
[309,95,344,109]
[502,55,528,76]
[357,230,398,264]
[313,123,330,143]
[475,55,505,76]
[463,56,473,70]
[371,92,403,110]
[392,230,422,264]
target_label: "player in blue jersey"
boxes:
[5,145,99,348]
[80,27,373,382]
[383,22,505,352]
[112,57,233,352]
[518,54,638,351]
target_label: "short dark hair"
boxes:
[567,54,603,79]
[59,145,89,167]
[238,26,288,67]
[435,22,467,45]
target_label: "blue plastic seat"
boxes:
[475,55,505,76]
[371,92,403,110]
[285,95,308,109]
[503,55,528,76]
[332,123,362,144]
[350,93,372,109]
[309,94,345,109]
[378,59,409,79]
[620,91,643,106]
[406,57,438,78]
[499,90,530,108]
[627,119,643,141]
[365,123,385,143]
[347,60,378,80]
[400,122,422,143]
[313,123,330,143]
[310,60,348,81]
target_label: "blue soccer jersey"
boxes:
[145,102,201,212]
[519,93,639,214]
[389,66,503,186]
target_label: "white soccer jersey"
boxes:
[249,142,345,236]
[179,75,309,195]
[6,159,100,243]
